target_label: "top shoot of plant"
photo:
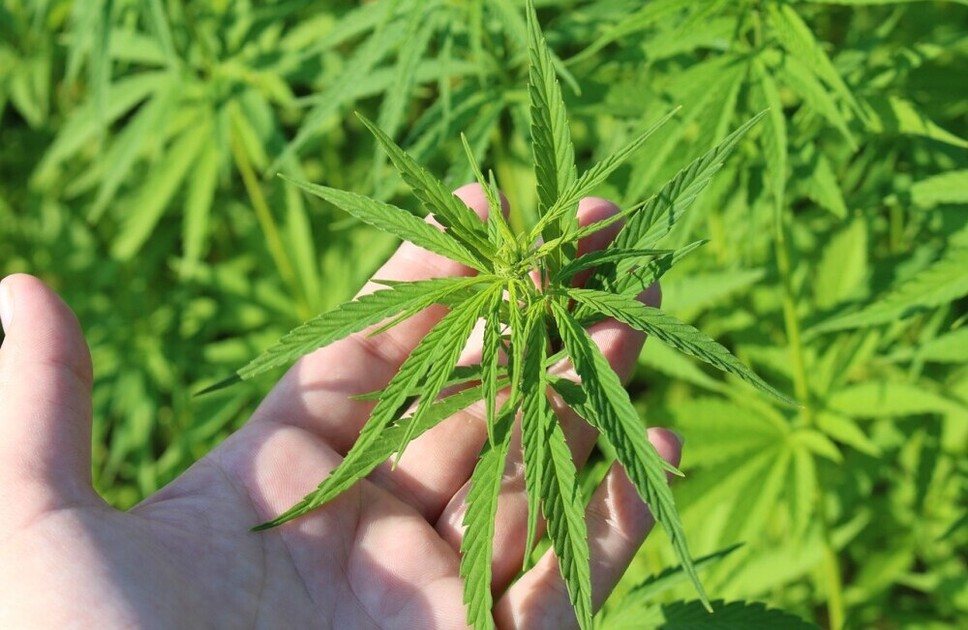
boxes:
[203,3,794,627]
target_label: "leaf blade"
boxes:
[541,409,594,629]
[527,0,578,251]
[208,277,488,391]
[393,287,497,461]
[567,288,796,406]
[812,246,968,333]
[601,113,765,262]
[548,300,710,609]
[281,175,482,270]
[256,290,496,529]
[254,382,497,531]
[357,112,493,262]
[532,108,679,240]
[460,407,515,630]
[520,307,549,571]
[481,290,505,446]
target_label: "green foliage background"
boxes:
[1,0,965,626]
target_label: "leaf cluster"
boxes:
[2,0,965,627]
[207,3,794,626]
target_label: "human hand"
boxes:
[0,185,681,629]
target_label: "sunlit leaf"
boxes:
[568,288,796,405]
[460,407,514,630]
[281,175,483,270]
[549,300,710,609]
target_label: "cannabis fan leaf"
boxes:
[204,2,790,626]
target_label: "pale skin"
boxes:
[0,185,680,629]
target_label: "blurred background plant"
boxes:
[0,0,965,627]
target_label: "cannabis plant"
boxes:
[6,0,964,626]
[206,4,792,627]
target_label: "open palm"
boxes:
[0,186,680,629]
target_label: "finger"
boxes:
[391,198,653,524]
[0,274,99,533]
[567,196,625,288]
[249,184,506,453]
[494,428,683,630]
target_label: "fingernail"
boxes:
[670,430,685,448]
[637,282,662,308]
[0,279,12,331]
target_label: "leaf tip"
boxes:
[250,520,277,533]
[773,390,802,409]
[195,373,242,396]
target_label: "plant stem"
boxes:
[773,224,811,411]
[229,126,311,321]
[816,484,846,630]
[773,218,845,630]
[889,202,904,253]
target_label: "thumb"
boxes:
[0,274,98,531]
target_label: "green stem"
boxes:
[773,224,810,411]
[773,219,845,630]
[889,202,904,254]
[229,127,311,321]
[816,482,846,630]
[492,127,527,234]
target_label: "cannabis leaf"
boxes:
[623,543,744,602]
[549,301,709,608]
[16,1,964,627]
[811,245,968,333]
[357,112,494,262]
[541,407,594,628]
[198,276,488,393]
[520,307,550,571]
[620,599,817,629]
[599,112,767,266]
[279,175,483,270]
[205,4,793,626]
[460,408,515,630]
[567,288,797,405]
[527,0,577,251]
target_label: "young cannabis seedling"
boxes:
[203,3,794,627]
